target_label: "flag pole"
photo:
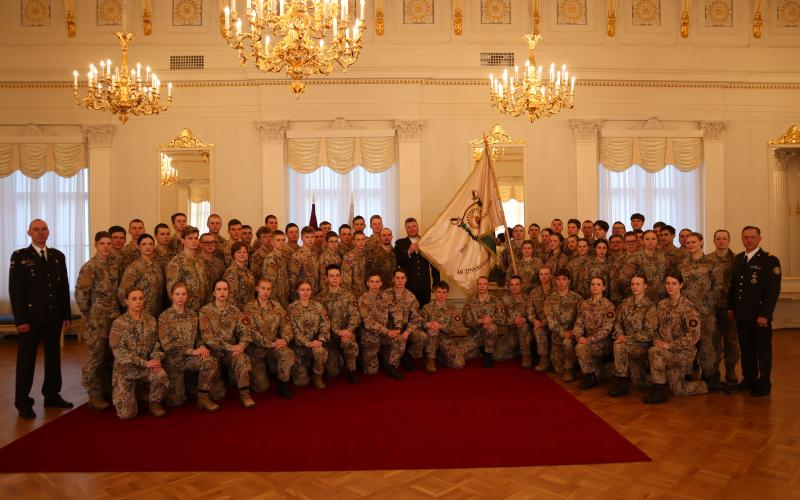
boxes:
[484,135,518,276]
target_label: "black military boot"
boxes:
[401,353,416,372]
[579,372,598,390]
[346,369,360,384]
[482,350,493,368]
[608,376,630,397]
[386,365,404,380]
[704,375,731,394]
[278,381,293,399]
[643,383,669,404]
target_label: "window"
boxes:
[288,165,398,233]
[0,169,89,312]
[189,200,211,231]
[498,199,524,236]
[598,164,703,236]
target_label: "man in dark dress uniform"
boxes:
[394,218,439,307]
[9,219,74,418]
[727,226,781,397]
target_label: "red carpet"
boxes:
[0,360,648,472]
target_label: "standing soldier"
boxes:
[11,219,74,419]
[394,218,439,307]
[358,273,406,379]
[352,215,367,234]
[587,240,611,299]
[287,281,330,389]
[420,281,465,372]
[166,227,208,312]
[158,282,220,412]
[544,269,583,379]
[117,234,164,318]
[200,280,255,408]
[242,277,295,399]
[108,225,127,261]
[199,232,226,287]
[383,269,424,372]
[727,226,781,397]
[510,241,543,294]
[317,264,361,383]
[338,224,354,257]
[366,215,384,249]
[621,229,670,302]
[572,277,616,389]
[223,242,255,310]
[313,228,326,256]
[709,229,740,384]
[290,226,321,295]
[75,231,121,412]
[169,212,187,255]
[502,225,525,271]
[365,227,397,289]
[462,276,507,368]
[153,223,174,270]
[318,232,343,292]
[249,227,273,278]
[567,239,592,298]
[659,225,683,270]
[496,276,533,367]
[206,214,230,264]
[543,233,569,275]
[528,266,554,372]
[262,230,292,307]
[120,219,145,270]
[608,275,658,397]
[342,230,368,296]
[285,223,301,256]
[611,232,641,303]
[109,288,168,419]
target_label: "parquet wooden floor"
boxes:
[0,331,798,500]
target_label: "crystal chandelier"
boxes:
[488,34,575,122]
[73,32,172,124]
[220,0,366,97]
[160,153,178,187]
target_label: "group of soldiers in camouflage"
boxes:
[73,209,773,419]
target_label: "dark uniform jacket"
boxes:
[394,236,439,297]
[9,245,71,327]
[727,248,781,321]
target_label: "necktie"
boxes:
[40,249,47,263]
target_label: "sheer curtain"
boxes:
[288,165,399,233]
[500,199,524,235]
[598,164,703,235]
[190,201,211,230]
[0,169,89,313]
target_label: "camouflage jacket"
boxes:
[241,298,293,347]
[75,254,121,320]
[168,234,183,255]
[655,295,702,350]
[341,248,367,297]
[109,312,163,370]
[287,300,331,347]
[316,287,361,332]
[543,290,583,334]
[420,301,461,335]
[117,257,164,318]
[678,254,724,312]
[357,291,390,334]
[567,255,592,299]
[572,297,616,342]
[261,250,291,307]
[543,249,569,276]
[119,241,140,271]
[199,302,251,354]
[290,246,320,294]
[611,252,639,303]
[166,252,208,312]
[586,257,611,298]
[382,288,422,332]
[509,257,543,293]
[462,294,507,332]
[365,245,397,290]
[158,306,199,357]
[223,263,255,311]
[249,245,270,279]
[613,296,658,343]
[501,292,529,328]
[707,249,736,301]
[621,250,671,302]
[527,284,554,323]
[317,249,343,291]
[339,241,354,258]
[201,254,227,290]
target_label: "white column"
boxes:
[700,121,727,248]
[569,120,601,220]
[84,125,115,237]
[394,120,426,230]
[769,149,793,260]
[256,121,288,224]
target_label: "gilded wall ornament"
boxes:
[160,128,213,149]
[173,0,202,26]
[404,0,434,24]
[704,0,733,27]
[482,0,511,24]
[632,0,661,26]
[557,0,587,25]
[21,0,51,27]
[97,0,123,26]
[777,0,800,27]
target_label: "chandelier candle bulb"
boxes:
[360,0,365,19]
[168,82,172,98]
[224,7,230,30]
[73,70,78,87]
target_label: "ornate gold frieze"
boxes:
[769,125,800,145]
[160,128,213,149]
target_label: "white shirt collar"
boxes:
[745,247,760,261]
[32,243,47,255]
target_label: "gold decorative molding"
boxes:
[680,3,690,38]
[454,7,463,36]
[470,124,524,164]
[753,1,763,39]
[143,7,153,36]
[532,0,541,35]
[607,0,616,37]
[65,7,77,37]
[376,7,385,36]
[769,125,800,145]
[159,128,213,149]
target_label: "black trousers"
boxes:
[736,319,772,386]
[15,324,63,409]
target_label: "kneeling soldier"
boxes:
[496,276,533,367]
[544,269,583,380]
[316,264,361,384]
[462,276,507,368]
[287,281,330,389]
[358,273,406,379]
[420,281,465,372]
[609,275,657,397]
[572,277,615,389]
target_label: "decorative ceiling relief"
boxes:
[704,0,733,27]
[97,0,123,26]
[557,0,587,25]
[482,0,511,24]
[777,0,800,27]
[404,0,434,24]
[20,0,51,27]
[173,0,202,26]
[632,0,661,26]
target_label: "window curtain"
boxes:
[599,136,702,172]
[288,165,399,235]
[497,176,524,202]
[288,136,395,173]
[0,143,86,178]
[0,170,89,313]
[500,199,524,234]
[190,201,211,230]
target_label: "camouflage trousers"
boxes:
[215,351,252,390]
[648,345,709,397]
[493,325,532,362]
[359,328,406,374]
[248,344,295,391]
[550,331,565,374]
[325,333,360,377]
[429,332,466,369]
[716,309,740,381]
[561,335,579,373]
[467,325,499,354]
[576,339,612,375]
[162,352,220,407]
[291,345,328,386]
[405,330,432,359]
[81,315,115,399]
[111,364,169,420]
[613,339,650,382]
[696,308,721,379]
[533,326,550,358]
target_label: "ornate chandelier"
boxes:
[160,153,178,187]
[72,32,172,124]
[488,34,575,122]
[220,0,366,97]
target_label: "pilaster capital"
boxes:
[84,125,115,148]
[394,120,426,141]
[774,148,800,171]
[700,121,728,141]
[569,120,602,142]
[256,121,288,142]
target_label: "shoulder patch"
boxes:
[688,319,699,328]
[606,311,614,318]
[455,315,462,322]
[774,266,781,275]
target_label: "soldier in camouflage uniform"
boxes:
[117,234,164,318]
[166,227,209,312]
[119,219,145,271]
[287,281,330,389]
[365,228,397,290]
[109,289,168,419]
[109,225,126,261]
[572,277,616,389]
[496,276,533,367]
[75,232,122,411]
[620,230,671,302]
[544,269,583,380]
[318,233,343,292]
[199,280,256,408]
[153,223,174,272]
[358,274,406,379]
[223,242,256,310]
[383,269,424,372]
[543,234,570,275]
[207,214,231,264]
[285,223,301,258]
[510,241,543,294]
[342,231,368,297]
[261,230,292,308]
[316,264,361,383]
[290,227,321,296]
[420,281,465,371]
[158,282,220,411]
[567,239,592,298]
[587,240,612,299]
[659,226,684,271]
[242,278,295,399]
[644,273,709,404]
[338,224,354,257]
[611,232,641,304]
[608,275,658,396]
[709,229,739,383]
[168,212,187,255]
[199,233,227,289]
[501,225,525,272]
[249,227,272,279]
[528,266,554,372]
[680,232,728,391]
[462,276,507,368]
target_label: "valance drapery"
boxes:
[0,143,86,178]
[599,136,703,172]
[287,136,395,173]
